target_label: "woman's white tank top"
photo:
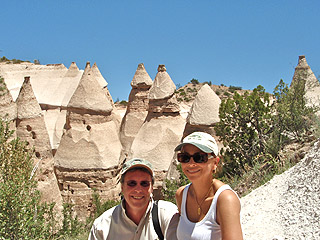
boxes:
[177,183,234,240]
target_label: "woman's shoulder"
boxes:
[175,184,190,213]
[176,183,190,198]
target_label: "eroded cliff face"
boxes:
[1,55,319,219]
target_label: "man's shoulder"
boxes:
[157,200,178,212]
[93,204,120,226]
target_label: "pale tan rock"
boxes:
[148,65,180,113]
[91,62,114,107]
[0,78,16,121]
[91,62,108,88]
[149,65,176,100]
[131,63,153,87]
[54,63,122,218]
[43,109,67,151]
[16,77,43,119]
[15,76,62,210]
[0,62,68,103]
[67,62,113,113]
[120,63,153,155]
[290,55,320,115]
[130,65,185,194]
[54,114,121,169]
[54,62,83,107]
[187,84,221,125]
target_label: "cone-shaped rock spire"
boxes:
[64,62,80,77]
[290,55,320,115]
[0,78,16,121]
[15,76,62,208]
[131,63,153,87]
[187,84,221,125]
[130,65,185,198]
[120,63,153,156]
[16,76,42,119]
[149,65,176,99]
[92,62,108,87]
[91,62,114,107]
[67,62,113,113]
[148,65,180,113]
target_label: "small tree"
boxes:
[190,78,199,85]
[0,119,56,239]
[162,164,190,203]
[270,78,317,150]
[215,86,273,176]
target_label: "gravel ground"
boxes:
[240,140,320,240]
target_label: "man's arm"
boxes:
[157,200,179,240]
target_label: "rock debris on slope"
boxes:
[241,140,320,240]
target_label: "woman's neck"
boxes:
[191,178,214,198]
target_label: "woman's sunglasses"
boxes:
[177,152,212,163]
[126,180,151,188]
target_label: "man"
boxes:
[88,158,178,240]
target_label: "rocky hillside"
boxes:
[241,139,320,239]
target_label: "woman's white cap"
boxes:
[175,132,219,156]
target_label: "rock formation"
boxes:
[0,78,16,136]
[119,63,153,156]
[184,83,221,137]
[91,62,114,107]
[44,62,83,151]
[1,56,319,220]
[15,76,62,208]
[290,55,320,116]
[54,62,122,218]
[130,65,185,197]
[0,62,68,102]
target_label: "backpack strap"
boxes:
[152,200,164,240]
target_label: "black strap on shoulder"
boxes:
[152,200,164,240]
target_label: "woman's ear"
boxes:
[216,156,220,164]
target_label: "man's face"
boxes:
[121,169,153,214]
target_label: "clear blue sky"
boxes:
[2,1,319,101]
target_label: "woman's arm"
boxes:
[216,190,243,240]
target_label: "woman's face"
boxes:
[180,144,218,182]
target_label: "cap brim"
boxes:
[121,164,153,176]
[174,143,212,153]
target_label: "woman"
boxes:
[175,132,243,240]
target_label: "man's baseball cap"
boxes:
[174,132,219,156]
[120,158,154,177]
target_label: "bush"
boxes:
[229,85,242,91]
[119,100,128,106]
[215,78,318,181]
[190,78,199,85]
[162,165,190,203]
[0,119,56,239]
[223,91,230,97]
[215,86,274,176]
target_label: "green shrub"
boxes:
[162,165,190,203]
[119,100,128,106]
[223,91,230,97]
[179,91,186,96]
[190,78,199,85]
[0,119,56,239]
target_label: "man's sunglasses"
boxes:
[126,180,151,188]
[177,152,213,163]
